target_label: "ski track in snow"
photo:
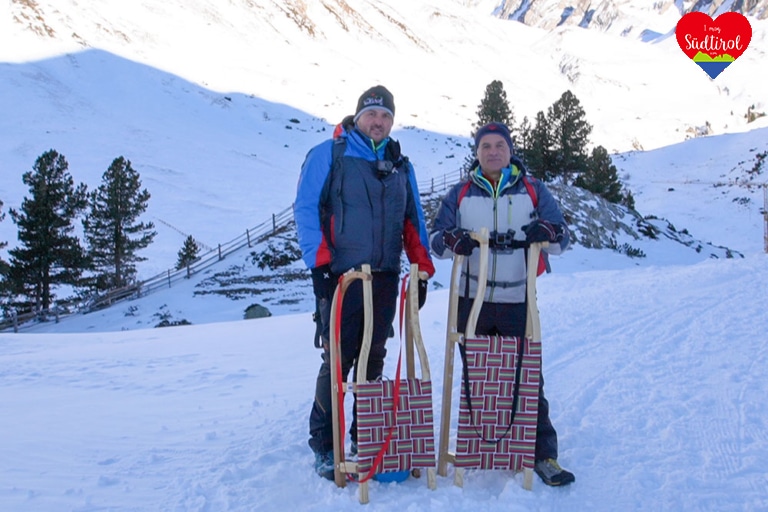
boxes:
[537,258,768,512]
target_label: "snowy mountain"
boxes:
[1,0,766,326]
[498,0,768,33]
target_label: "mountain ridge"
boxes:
[498,0,768,34]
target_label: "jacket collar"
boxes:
[471,163,522,196]
[349,127,389,157]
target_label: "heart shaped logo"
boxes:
[675,11,752,79]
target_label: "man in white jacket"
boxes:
[430,122,574,486]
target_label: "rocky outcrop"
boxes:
[546,181,741,259]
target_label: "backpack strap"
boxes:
[521,176,547,275]
[320,137,346,203]
[331,136,346,169]
[521,175,538,208]
[456,180,472,207]
[316,137,347,254]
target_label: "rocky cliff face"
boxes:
[498,0,768,33]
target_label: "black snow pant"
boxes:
[308,271,399,455]
[456,297,559,461]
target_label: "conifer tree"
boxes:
[83,156,156,291]
[463,80,517,175]
[176,235,201,271]
[524,111,556,181]
[8,150,88,311]
[547,90,592,181]
[574,145,623,203]
[516,115,533,159]
[460,151,477,177]
[474,79,515,138]
[0,200,8,296]
[623,189,636,210]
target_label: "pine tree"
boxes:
[547,90,592,181]
[83,156,156,291]
[176,235,201,271]
[474,80,515,138]
[524,111,556,181]
[462,80,517,175]
[8,150,88,311]
[574,146,624,203]
[460,151,477,177]
[516,115,533,160]
[0,200,8,297]
[623,189,636,210]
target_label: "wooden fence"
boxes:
[1,169,465,332]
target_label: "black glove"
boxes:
[522,219,564,243]
[442,228,479,256]
[418,279,428,309]
[311,264,335,300]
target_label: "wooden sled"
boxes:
[330,264,437,504]
[436,228,545,490]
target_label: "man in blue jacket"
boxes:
[294,85,435,480]
[430,122,575,486]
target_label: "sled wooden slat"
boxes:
[329,266,372,490]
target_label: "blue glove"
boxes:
[522,220,564,243]
[443,228,479,256]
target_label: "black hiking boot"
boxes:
[313,450,335,481]
[534,458,575,486]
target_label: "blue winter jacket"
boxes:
[294,127,434,277]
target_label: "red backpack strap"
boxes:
[522,175,538,208]
[522,176,547,276]
[457,180,472,207]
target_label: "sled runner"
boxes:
[330,264,437,504]
[436,229,544,490]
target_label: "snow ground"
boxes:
[1,2,768,510]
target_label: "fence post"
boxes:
[247,228,251,247]
[218,244,222,260]
[167,269,171,288]
[12,309,18,333]
[272,213,277,234]
[186,264,191,279]
[55,305,60,324]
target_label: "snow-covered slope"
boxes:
[1,1,765,278]
[0,0,766,329]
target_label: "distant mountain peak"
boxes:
[496,0,768,35]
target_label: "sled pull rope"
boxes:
[458,239,531,444]
[459,333,526,444]
[352,275,410,483]
[333,274,347,454]
[357,274,415,482]
[335,269,404,484]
